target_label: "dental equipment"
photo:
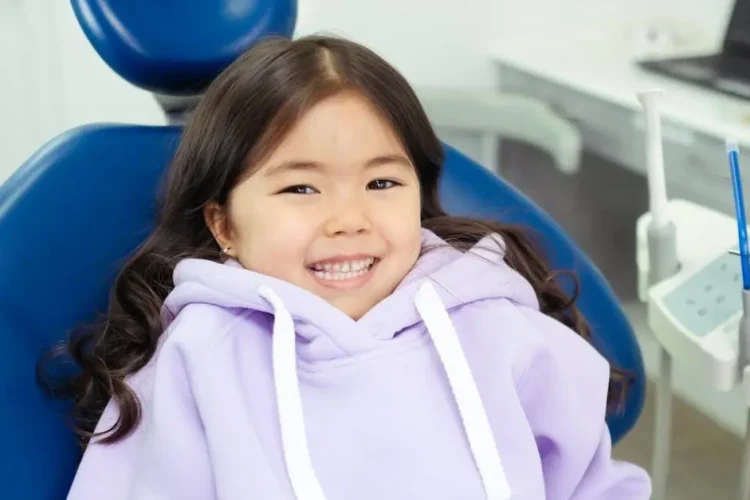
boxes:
[637,89,680,500]
[728,139,750,500]
[637,93,750,499]
[729,140,750,292]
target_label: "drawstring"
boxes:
[258,286,327,500]
[414,283,512,500]
[258,282,512,500]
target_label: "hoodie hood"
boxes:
[164,229,538,363]
[163,228,529,500]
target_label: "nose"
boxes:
[323,195,372,237]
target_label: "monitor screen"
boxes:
[726,0,750,53]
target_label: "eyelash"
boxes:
[278,179,402,195]
[280,185,318,195]
[367,179,401,190]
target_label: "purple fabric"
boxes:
[67,230,650,499]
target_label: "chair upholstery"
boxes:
[71,0,298,94]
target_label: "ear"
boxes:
[204,201,234,255]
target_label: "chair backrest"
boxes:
[0,2,644,498]
[0,126,179,497]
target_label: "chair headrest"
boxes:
[71,0,298,95]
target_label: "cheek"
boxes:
[374,190,423,254]
[234,202,318,274]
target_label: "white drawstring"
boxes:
[414,282,512,500]
[258,286,327,500]
[258,281,512,500]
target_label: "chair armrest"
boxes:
[416,87,583,174]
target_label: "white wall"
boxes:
[294,0,498,164]
[1,1,65,180]
[490,0,734,48]
[0,1,164,183]
[295,0,496,90]
[0,0,495,184]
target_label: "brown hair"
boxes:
[38,35,630,448]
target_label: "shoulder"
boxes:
[88,304,264,432]
[450,298,609,393]
[161,303,266,371]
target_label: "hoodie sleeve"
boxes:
[516,306,651,500]
[67,330,216,500]
[126,339,216,499]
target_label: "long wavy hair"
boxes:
[38,34,631,448]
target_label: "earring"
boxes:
[221,246,232,255]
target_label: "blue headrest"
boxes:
[0,124,644,498]
[71,0,298,94]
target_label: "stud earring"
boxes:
[221,246,232,255]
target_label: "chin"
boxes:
[329,296,368,320]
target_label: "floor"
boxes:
[498,141,744,499]
[615,380,743,499]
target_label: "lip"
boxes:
[308,257,380,290]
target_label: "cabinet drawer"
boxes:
[498,62,742,215]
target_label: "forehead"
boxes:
[258,93,409,172]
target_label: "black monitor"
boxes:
[639,0,750,100]
[725,0,750,54]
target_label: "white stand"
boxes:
[637,88,680,500]
[651,348,672,500]
[637,199,743,498]
[638,200,740,390]
[742,365,750,500]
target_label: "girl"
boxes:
[48,35,650,499]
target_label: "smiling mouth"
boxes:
[308,257,378,282]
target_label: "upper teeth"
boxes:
[311,257,375,272]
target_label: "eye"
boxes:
[279,185,318,195]
[367,179,401,190]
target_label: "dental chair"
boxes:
[0,1,645,498]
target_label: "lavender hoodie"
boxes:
[67,230,650,499]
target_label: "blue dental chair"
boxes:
[0,1,645,498]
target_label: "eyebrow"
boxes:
[263,154,413,177]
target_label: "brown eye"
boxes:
[279,185,317,195]
[367,179,399,190]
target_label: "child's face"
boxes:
[207,93,423,319]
